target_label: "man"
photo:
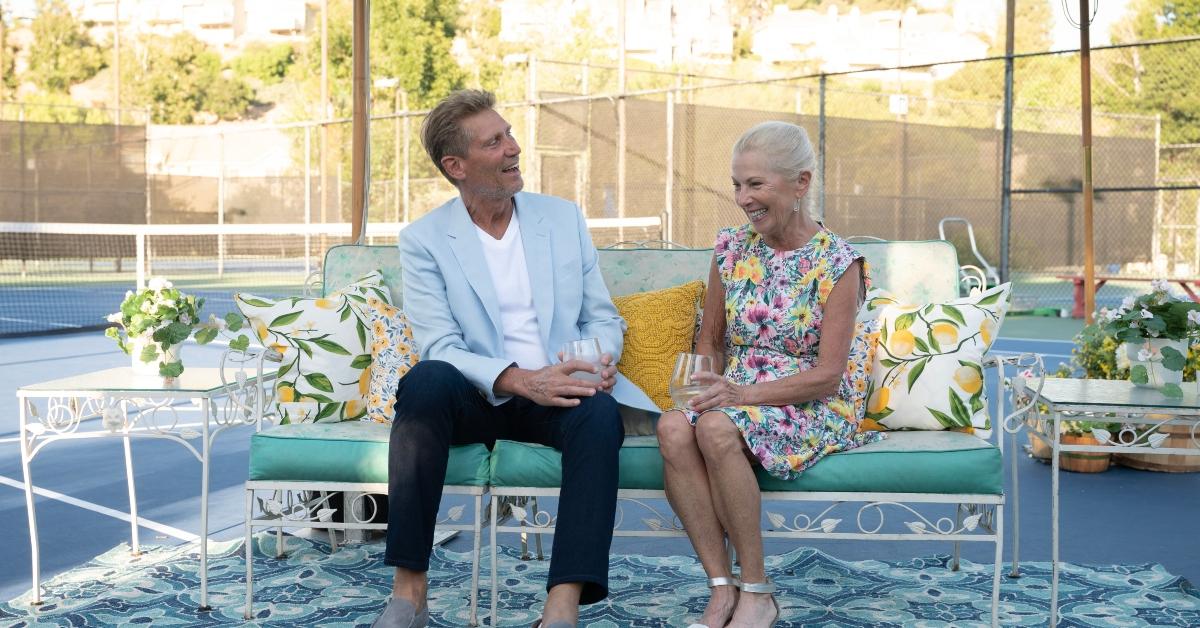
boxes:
[372,89,658,628]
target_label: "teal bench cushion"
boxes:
[489,431,1001,495]
[249,422,491,486]
[490,436,665,490]
[756,431,1002,495]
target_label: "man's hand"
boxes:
[496,361,602,407]
[597,353,617,395]
[687,370,749,412]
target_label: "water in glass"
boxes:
[669,353,714,409]
[561,338,603,383]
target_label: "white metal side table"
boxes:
[1019,377,1200,626]
[18,363,275,611]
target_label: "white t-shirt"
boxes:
[475,212,549,371]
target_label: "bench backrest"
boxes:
[321,239,960,304]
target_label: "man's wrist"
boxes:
[493,364,527,398]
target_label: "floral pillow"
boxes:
[862,282,1011,433]
[845,319,881,426]
[361,297,419,423]
[235,270,389,424]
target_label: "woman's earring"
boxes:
[793,198,802,213]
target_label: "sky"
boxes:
[3,0,1137,51]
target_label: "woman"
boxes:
[657,121,883,628]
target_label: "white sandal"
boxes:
[738,578,780,627]
[686,576,741,628]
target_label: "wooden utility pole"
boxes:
[0,1,6,101]
[113,0,120,123]
[1080,0,1096,324]
[350,0,368,243]
[617,0,626,238]
[320,0,329,251]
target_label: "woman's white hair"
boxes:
[732,121,820,216]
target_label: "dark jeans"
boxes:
[385,359,623,605]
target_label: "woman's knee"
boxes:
[656,411,697,459]
[694,411,743,459]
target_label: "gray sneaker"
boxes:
[370,597,429,628]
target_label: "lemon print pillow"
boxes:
[863,283,1011,433]
[235,270,390,424]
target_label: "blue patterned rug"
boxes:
[2,534,1198,626]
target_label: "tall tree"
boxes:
[129,33,252,124]
[1097,0,1200,143]
[27,0,106,93]
[296,0,465,117]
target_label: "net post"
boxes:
[135,231,146,290]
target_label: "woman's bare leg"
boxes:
[695,411,778,627]
[658,410,738,626]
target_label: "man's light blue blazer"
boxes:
[398,191,658,412]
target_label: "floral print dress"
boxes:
[683,224,884,480]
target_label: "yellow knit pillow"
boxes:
[613,280,706,411]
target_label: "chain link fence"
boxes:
[3,37,1200,334]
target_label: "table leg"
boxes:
[123,427,141,555]
[1177,281,1200,302]
[1009,428,1021,578]
[1050,413,1061,627]
[199,397,211,611]
[1071,278,1086,318]
[991,503,1003,628]
[1071,279,1111,318]
[19,399,43,607]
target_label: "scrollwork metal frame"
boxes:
[17,355,279,612]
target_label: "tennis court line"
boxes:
[0,316,81,329]
[0,474,198,542]
[0,350,117,368]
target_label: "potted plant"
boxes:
[1096,280,1200,396]
[1056,419,1121,472]
[1050,290,1200,472]
[105,278,248,378]
[1020,379,1119,472]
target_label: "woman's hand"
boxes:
[688,371,750,412]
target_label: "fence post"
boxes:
[527,56,539,194]
[665,88,675,243]
[402,90,410,224]
[136,231,146,290]
[582,59,591,217]
[999,0,1016,285]
[305,124,312,277]
[617,0,626,241]
[818,74,826,222]
[218,132,225,277]
[394,93,401,224]
[1152,113,1163,269]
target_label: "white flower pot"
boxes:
[130,335,183,376]
[1124,338,1187,388]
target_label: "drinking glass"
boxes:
[561,338,604,383]
[669,352,714,409]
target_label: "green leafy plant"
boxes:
[1095,281,1200,396]
[1061,419,1121,437]
[105,278,248,378]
